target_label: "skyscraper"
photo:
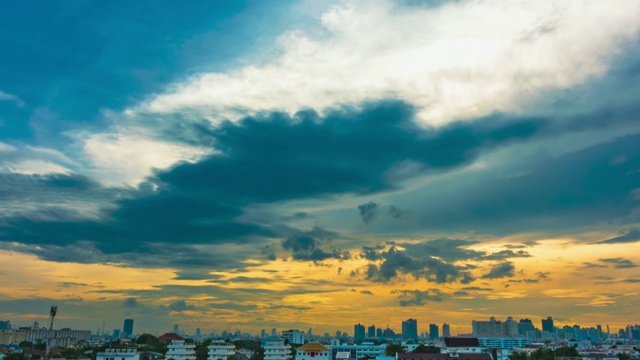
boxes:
[542,317,554,333]
[518,319,535,335]
[442,323,451,337]
[123,319,134,338]
[367,325,376,338]
[354,323,365,341]
[429,324,439,340]
[402,318,418,340]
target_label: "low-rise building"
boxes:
[96,348,140,360]
[296,343,331,360]
[208,340,236,360]
[261,336,291,360]
[166,340,196,360]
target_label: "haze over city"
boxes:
[1,0,640,336]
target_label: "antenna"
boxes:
[45,305,58,360]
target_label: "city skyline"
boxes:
[1,1,640,335]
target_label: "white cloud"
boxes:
[82,130,210,186]
[131,0,640,126]
[5,159,71,175]
[0,90,25,107]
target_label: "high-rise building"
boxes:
[429,324,439,340]
[376,328,383,338]
[367,325,376,338]
[123,319,134,338]
[272,328,277,336]
[442,323,451,337]
[173,324,180,334]
[472,317,503,335]
[504,317,518,336]
[282,329,305,345]
[518,319,535,336]
[0,321,11,330]
[402,319,418,340]
[196,328,201,338]
[354,324,365,341]
[541,317,554,333]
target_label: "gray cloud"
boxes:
[358,202,378,224]
[596,228,640,244]
[123,297,138,308]
[168,300,195,312]
[599,257,638,269]
[391,289,447,306]
[482,262,515,279]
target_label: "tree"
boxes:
[249,348,265,360]
[4,353,29,360]
[554,346,579,358]
[385,343,404,357]
[19,341,33,348]
[508,351,529,360]
[137,334,160,346]
[617,353,631,360]
[412,345,440,354]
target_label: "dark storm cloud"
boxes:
[365,246,473,283]
[596,228,640,244]
[0,100,605,270]
[599,258,638,269]
[123,297,138,308]
[161,101,543,203]
[408,133,640,234]
[388,205,410,219]
[280,226,350,261]
[391,289,447,306]
[168,300,195,312]
[482,262,515,279]
[358,202,379,224]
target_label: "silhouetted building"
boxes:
[442,324,451,337]
[402,319,418,340]
[518,319,535,336]
[429,324,439,340]
[541,317,554,333]
[123,319,134,338]
[354,324,365,341]
[367,325,376,338]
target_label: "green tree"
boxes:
[508,351,529,360]
[19,341,34,348]
[412,345,440,354]
[554,347,579,358]
[196,340,213,360]
[250,348,265,360]
[385,343,404,357]
[137,334,160,346]
[617,353,631,360]
[4,353,29,360]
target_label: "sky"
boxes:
[1,0,640,337]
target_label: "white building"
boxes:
[282,330,305,345]
[329,342,387,360]
[261,336,291,360]
[296,343,331,360]
[208,340,236,360]
[21,328,91,346]
[97,348,140,360]
[166,340,196,360]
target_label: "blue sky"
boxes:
[1,0,640,335]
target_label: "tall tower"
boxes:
[401,319,418,340]
[45,305,58,360]
[541,317,554,333]
[123,319,134,338]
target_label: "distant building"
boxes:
[376,328,383,338]
[442,324,451,338]
[208,340,235,360]
[123,319,134,338]
[518,319,535,336]
[0,330,26,344]
[97,348,139,360]
[541,317,554,333]
[261,336,291,360]
[402,319,418,340]
[477,337,529,349]
[21,328,91,347]
[367,326,376,339]
[354,324,365,342]
[296,343,331,360]
[166,340,196,360]
[282,330,305,345]
[397,353,492,360]
[472,317,503,336]
[429,324,439,340]
[0,322,11,331]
